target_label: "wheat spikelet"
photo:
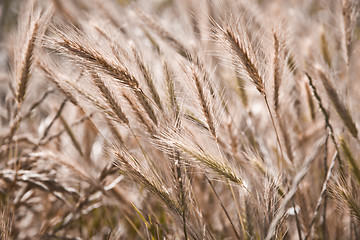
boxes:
[190,66,217,140]
[48,24,140,90]
[273,32,282,112]
[15,3,53,104]
[164,61,179,118]
[132,47,163,111]
[122,92,154,134]
[90,71,129,125]
[329,175,360,222]
[219,25,265,95]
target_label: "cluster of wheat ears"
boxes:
[0,0,360,239]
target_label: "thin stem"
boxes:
[293,199,303,240]
[264,95,285,166]
[206,176,242,240]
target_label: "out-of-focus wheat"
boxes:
[0,0,359,239]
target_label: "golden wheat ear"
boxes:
[217,22,265,95]
[14,3,53,105]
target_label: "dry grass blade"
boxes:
[265,137,325,240]
[0,169,79,203]
[207,177,241,240]
[59,115,83,156]
[304,151,338,240]
[39,112,94,148]
[278,117,293,162]
[38,98,68,143]
[306,73,344,170]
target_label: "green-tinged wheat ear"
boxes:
[235,73,248,107]
[318,70,358,139]
[131,203,155,239]
[320,31,332,67]
[341,191,360,222]
[339,137,360,184]
[330,176,360,222]
[171,138,244,185]
[114,151,181,216]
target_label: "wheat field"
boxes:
[0,0,360,239]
